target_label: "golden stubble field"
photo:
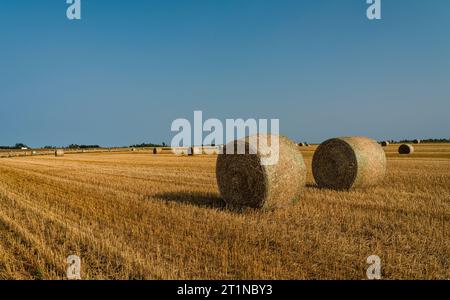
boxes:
[0,144,449,279]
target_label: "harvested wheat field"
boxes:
[0,144,449,280]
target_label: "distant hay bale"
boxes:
[131,148,136,152]
[188,147,194,156]
[298,142,306,147]
[153,148,162,154]
[312,136,386,190]
[171,147,188,155]
[218,145,224,154]
[216,135,306,210]
[160,148,174,154]
[55,149,64,157]
[381,141,390,147]
[413,139,421,144]
[398,144,414,154]
[193,147,202,155]
[186,147,202,156]
[202,146,218,155]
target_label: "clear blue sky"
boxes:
[0,0,449,147]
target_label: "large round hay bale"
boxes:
[216,135,306,210]
[55,149,64,157]
[398,144,414,154]
[312,136,386,190]
[381,141,389,147]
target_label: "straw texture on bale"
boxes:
[399,144,414,154]
[55,149,64,157]
[216,135,306,210]
[381,141,390,147]
[312,136,386,190]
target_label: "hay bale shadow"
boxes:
[306,183,318,189]
[306,182,349,191]
[306,182,352,192]
[151,192,226,209]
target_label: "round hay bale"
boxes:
[216,135,306,210]
[398,144,414,154]
[184,146,202,156]
[298,142,306,147]
[202,146,218,155]
[218,145,224,154]
[193,146,202,155]
[312,136,386,190]
[173,147,188,155]
[55,149,64,157]
[159,148,174,154]
[413,139,421,144]
[381,141,389,147]
[153,148,162,154]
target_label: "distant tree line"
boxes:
[0,143,29,149]
[67,144,101,149]
[42,145,101,149]
[129,142,166,148]
[2,139,449,151]
[0,144,103,150]
[396,139,450,144]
